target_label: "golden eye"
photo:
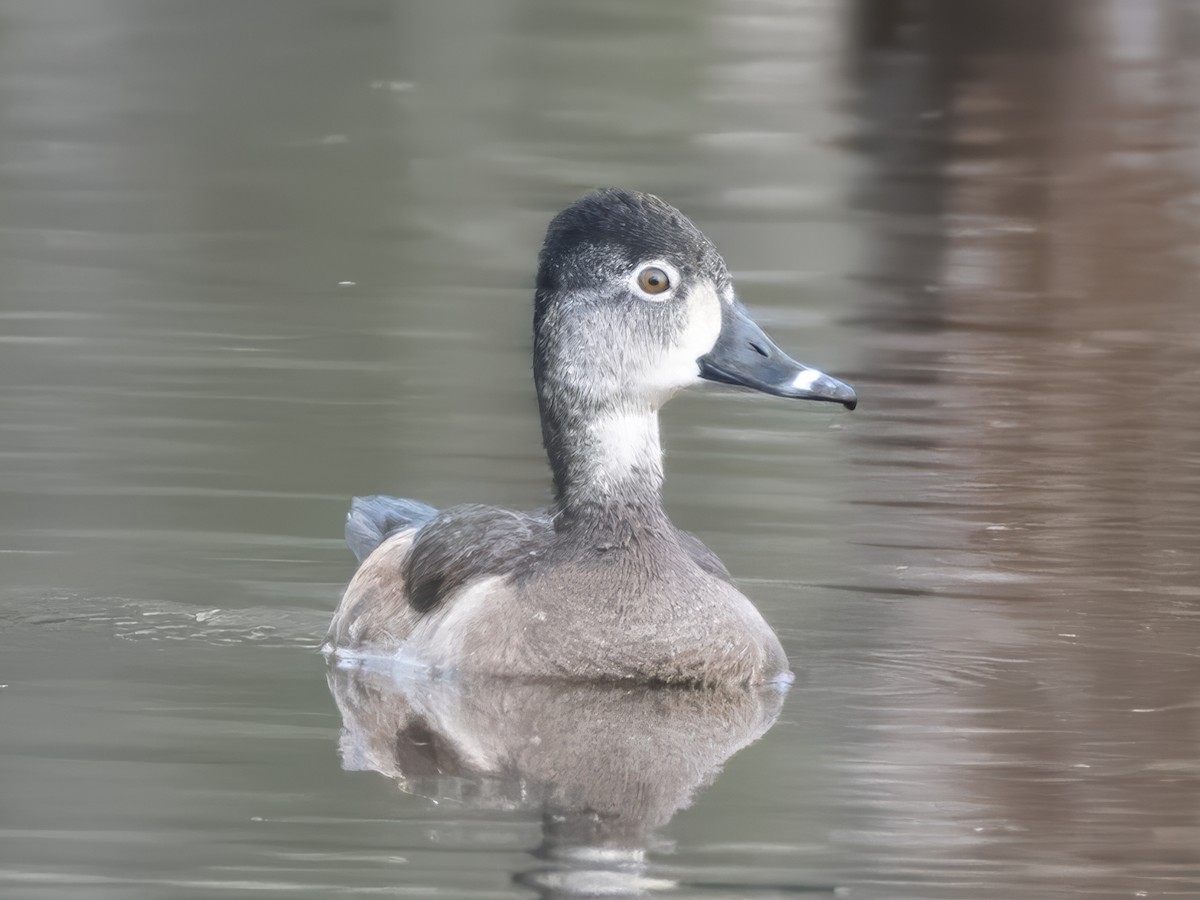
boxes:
[637,266,671,295]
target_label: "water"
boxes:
[1,1,1198,897]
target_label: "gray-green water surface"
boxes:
[2,1,1198,897]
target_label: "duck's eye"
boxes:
[636,266,671,295]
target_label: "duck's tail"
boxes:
[344,495,439,563]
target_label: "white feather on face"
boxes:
[637,280,724,401]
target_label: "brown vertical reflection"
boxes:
[841,0,1200,890]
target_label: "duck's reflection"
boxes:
[327,660,785,896]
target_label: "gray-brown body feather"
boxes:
[324,502,781,686]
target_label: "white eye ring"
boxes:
[630,260,680,301]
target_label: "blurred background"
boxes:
[0,1,1197,897]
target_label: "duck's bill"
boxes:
[697,303,857,410]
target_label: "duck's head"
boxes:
[533,188,857,421]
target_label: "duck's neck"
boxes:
[543,404,670,534]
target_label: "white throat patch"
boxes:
[584,411,663,493]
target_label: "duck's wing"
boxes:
[404,505,552,612]
[326,503,551,652]
[345,495,439,563]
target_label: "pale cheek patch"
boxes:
[791,367,826,391]
[645,282,723,395]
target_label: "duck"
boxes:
[324,188,856,686]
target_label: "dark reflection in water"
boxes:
[835,0,1200,895]
[0,0,1198,898]
[328,663,785,897]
